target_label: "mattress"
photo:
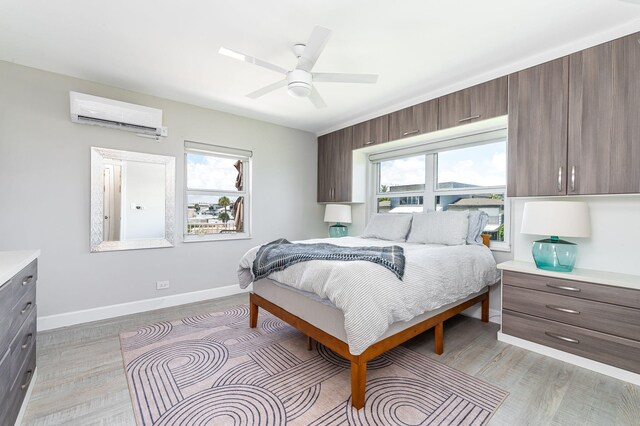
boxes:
[253,278,487,345]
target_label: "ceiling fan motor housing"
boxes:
[287,69,312,98]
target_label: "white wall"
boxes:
[512,195,640,276]
[122,161,166,240]
[0,60,325,317]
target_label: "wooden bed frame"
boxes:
[249,288,489,409]
[248,236,493,409]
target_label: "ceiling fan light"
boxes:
[287,82,312,98]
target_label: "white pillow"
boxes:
[407,211,470,245]
[361,214,413,241]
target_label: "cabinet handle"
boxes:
[545,304,580,315]
[22,333,33,350]
[402,129,420,136]
[22,275,34,286]
[364,141,375,145]
[21,369,34,390]
[21,301,33,315]
[570,165,576,192]
[557,166,563,191]
[546,283,581,292]
[458,114,481,123]
[545,331,580,344]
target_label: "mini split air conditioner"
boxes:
[69,91,168,138]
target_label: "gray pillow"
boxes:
[467,211,490,245]
[361,214,413,241]
[407,211,470,245]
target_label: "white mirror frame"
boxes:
[90,147,176,252]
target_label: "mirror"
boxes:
[91,147,175,252]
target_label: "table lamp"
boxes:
[324,204,352,238]
[521,201,591,272]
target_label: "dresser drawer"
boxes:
[0,278,15,350]
[8,307,37,386]
[503,285,640,341]
[503,270,640,309]
[4,346,36,426]
[9,283,36,341]
[0,347,11,407]
[503,310,640,374]
[11,259,37,310]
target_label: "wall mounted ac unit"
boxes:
[69,91,168,138]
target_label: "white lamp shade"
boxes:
[521,201,591,238]
[324,204,352,223]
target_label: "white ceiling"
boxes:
[1,1,639,134]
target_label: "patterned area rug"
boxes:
[119,305,508,425]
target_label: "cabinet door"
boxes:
[333,127,353,202]
[317,128,353,202]
[507,57,569,197]
[353,115,389,149]
[317,134,334,202]
[388,99,438,141]
[471,76,508,123]
[568,32,640,195]
[438,77,507,130]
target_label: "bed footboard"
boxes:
[249,289,489,410]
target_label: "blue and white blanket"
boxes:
[252,238,405,281]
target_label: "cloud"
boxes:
[187,154,239,191]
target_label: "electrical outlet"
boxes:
[156,280,170,290]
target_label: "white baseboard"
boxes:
[497,331,640,386]
[38,284,252,331]
[461,306,502,324]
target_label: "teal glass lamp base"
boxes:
[532,236,577,272]
[329,223,348,238]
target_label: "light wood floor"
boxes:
[22,293,639,425]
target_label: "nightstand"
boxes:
[497,260,640,385]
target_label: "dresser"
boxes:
[0,250,40,426]
[497,260,640,385]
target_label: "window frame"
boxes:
[371,135,510,251]
[183,142,252,242]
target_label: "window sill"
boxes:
[183,233,252,243]
[489,242,511,252]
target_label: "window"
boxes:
[184,141,251,241]
[373,134,509,249]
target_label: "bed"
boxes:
[237,212,501,409]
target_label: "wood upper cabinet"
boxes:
[438,77,508,130]
[317,127,353,202]
[507,57,569,197]
[568,32,640,195]
[388,99,438,141]
[352,115,390,149]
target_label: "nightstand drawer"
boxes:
[503,310,640,374]
[503,285,640,341]
[503,270,640,309]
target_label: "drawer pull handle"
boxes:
[21,369,33,390]
[21,301,33,314]
[22,275,34,286]
[546,283,581,292]
[22,333,33,350]
[458,114,481,123]
[545,331,580,344]
[402,129,420,136]
[545,305,580,315]
[364,140,375,145]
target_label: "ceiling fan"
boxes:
[218,26,378,109]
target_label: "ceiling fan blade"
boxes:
[313,72,378,84]
[296,26,332,72]
[219,47,288,75]
[308,86,327,109]
[246,79,287,99]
